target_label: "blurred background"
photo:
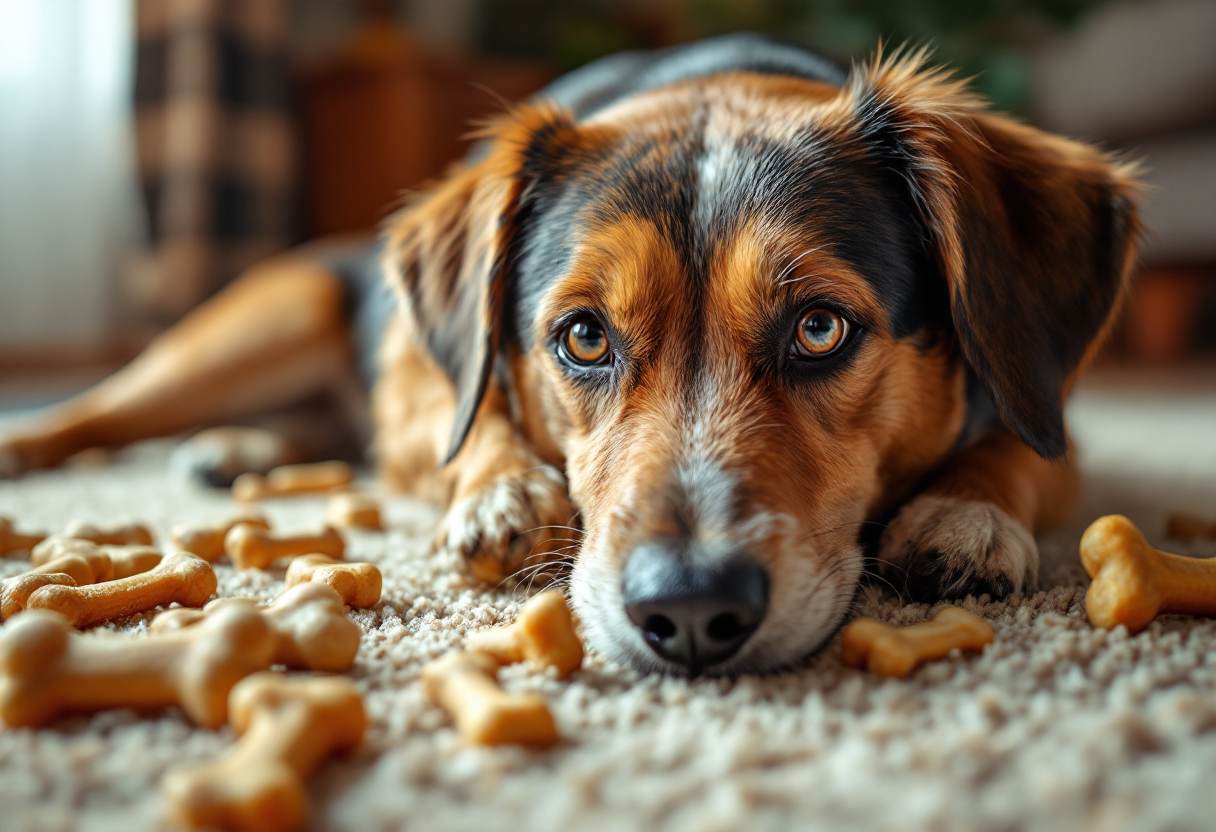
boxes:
[0,0,1214,410]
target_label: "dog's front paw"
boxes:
[878,495,1037,602]
[435,464,577,585]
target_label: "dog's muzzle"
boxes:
[621,544,769,675]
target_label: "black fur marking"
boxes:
[904,550,1014,603]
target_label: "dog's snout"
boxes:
[621,545,769,674]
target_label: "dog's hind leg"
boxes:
[0,253,359,479]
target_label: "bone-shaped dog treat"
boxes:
[30,537,162,580]
[64,519,154,547]
[232,461,354,502]
[0,605,274,728]
[466,590,583,678]
[0,516,46,556]
[172,513,271,562]
[284,554,381,608]
[162,673,366,832]
[151,583,361,672]
[225,525,345,570]
[0,550,114,620]
[841,607,994,678]
[25,552,215,628]
[1081,514,1216,633]
[326,493,383,531]
[422,651,558,747]
[1166,512,1216,543]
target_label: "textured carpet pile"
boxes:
[2,387,1216,832]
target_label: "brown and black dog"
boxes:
[0,36,1139,676]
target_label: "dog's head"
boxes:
[388,49,1139,675]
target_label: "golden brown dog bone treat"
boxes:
[422,651,558,747]
[162,673,366,832]
[284,554,381,608]
[232,461,354,502]
[1081,514,1216,633]
[63,519,154,547]
[25,552,216,628]
[326,493,383,531]
[0,551,114,620]
[467,590,583,678]
[0,605,275,728]
[225,524,345,570]
[151,583,360,673]
[0,516,47,556]
[1165,511,1216,543]
[842,606,994,678]
[172,513,271,562]
[29,537,161,578]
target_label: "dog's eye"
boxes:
[560,318,611,366]
[793,309,848,357]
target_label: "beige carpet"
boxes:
[2,385,1216,832]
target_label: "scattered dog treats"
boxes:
[225,524,345,570]
[30,537,161,577]
[422,651,558,747]
[152,583,361,673]
[467,590,583,678]
[842,607,994,678]
[0,550,114,620]
[172,513,271,562]
[284,555,381,608]
[1165,511,1216,543]
[326,493,383,531]
[1081,514,1216,633]
[162,673,366,832]
[63,519,154,547]
[25,552,216,628]
[233,461,354,502]
[0,605,275,728]
[0,516,46,556]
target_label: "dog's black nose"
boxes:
[621,545,769,674]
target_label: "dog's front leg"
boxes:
[878,431,1079,602]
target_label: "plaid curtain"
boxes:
[129,0,296,321]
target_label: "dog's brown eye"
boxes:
[561,318,611,366]
[794,309,848,357]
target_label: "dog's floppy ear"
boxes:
[844,49,1141,459]
[384,103,578,464]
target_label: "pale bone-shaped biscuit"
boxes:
[151,583,361,672]
[841,607,994,678]
[466,590,583,678]
[422,651,558,747]
[0,550,114,620]
[326,493,383,531]
[0,605,275,728]
[225,525,345,570]
[1165,512,1216,543]
[232,461,353,502]
[172,513,271,562]
[0,516,46,556]
[162,673,365,832]
[1081,514,1216,633]
[65,519,154,546]
[25,552,215,628]
[284,554,381,608]
[31,536,162,579]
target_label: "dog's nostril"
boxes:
[706,612,746,643]
[642,614,677,640]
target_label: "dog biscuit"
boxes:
[467,590,583,678]
[0,550,114,620]
[232,461,354,502]
[225,525,345,570]
[1082,514,1216,633]
[152,583,360,673]
[284,554,381,608]
[0,605,274,728]
[1165,511,1216,543]
[25,552,215,628]
[842,606,994,678]
[64,519,154,547]
[0,516,46,556]
[423,651,558,747]
[326,493,383,531]
[162,673,365,832]
[172,513,271,562]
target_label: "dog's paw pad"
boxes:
[879,495,1037,602]
[436,465,576,585]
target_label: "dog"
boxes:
[0,35,1139,676]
